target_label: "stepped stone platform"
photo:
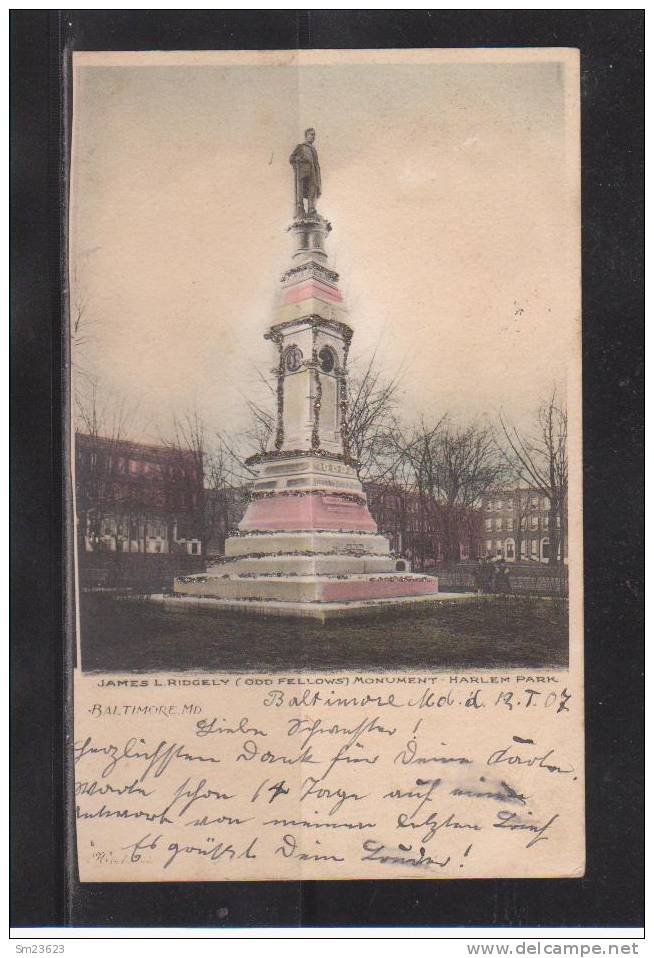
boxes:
[174,569,439,605]
[153,591,479,622]
[169,449,441,617]
[171,524,440,615]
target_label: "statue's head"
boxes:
[304,128,316,144]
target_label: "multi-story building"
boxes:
[75,433,204,558]
[480,488,567,563]
[204,485,251,558]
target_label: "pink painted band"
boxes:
[322,578,439,601]
[239,492,378,533]
[282,280,343,306]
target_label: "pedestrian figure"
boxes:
[502,563,513,594]
[495,560,511,594]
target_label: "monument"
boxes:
[169,130,440,618]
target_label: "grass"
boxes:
[79,591,568,673]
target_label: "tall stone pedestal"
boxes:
[172,211,439,617]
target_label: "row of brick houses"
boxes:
[75,433,205,556]
[480,489,567,564]
[75,433,206,589]
[364,485,566,567]
[75,434,566,588]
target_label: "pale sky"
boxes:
[70,50,580,444]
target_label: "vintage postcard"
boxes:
[69,48,583,881]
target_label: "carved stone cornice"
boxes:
[266,314,353,340]
[245,448,360,468]
[281,261,340,286]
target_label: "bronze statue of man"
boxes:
[289,128,321,217]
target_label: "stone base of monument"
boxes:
[165,538,444,620]
[172,570,439,604]
[151,590,479,622]
[167,450,448,618]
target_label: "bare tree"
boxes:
[511,486,529,562]
[367,415,449,570]
[237,363,277,456]
[366,417,502,569]
[71,293,91,354]
[74,382,132,553]
[343,352,402,481]
[163,410,208,554]
[409,419,505,566]
[69,269,99,398]
[498,389,568,566]
[243,398,275,456]
[395,417,442,569]
[75,379,131,440]
[164,407,263,558]
[365,437,417,557]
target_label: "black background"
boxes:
[11,10,644,930]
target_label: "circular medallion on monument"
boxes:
[285,345,302,371]
[318,346,336,373]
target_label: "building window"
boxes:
[496,500,503,511]
[495,518,502,531]
[486,539,492,554]
[543,497,550,510]
[485,518,492,531]
[191,542,199,555]
[530,495,538,507]
[507,498,513,509]
[495,540,503,555]
[506,541,514,558]
[543,515,549,529]
[531,540,538,557]
[507,518,513,531]
[530,515,538,530]
[542,539,550,559]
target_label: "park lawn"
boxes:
[79,591,568,673]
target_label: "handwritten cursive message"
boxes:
[74,671,584,880]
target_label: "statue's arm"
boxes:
[289,145,300,165]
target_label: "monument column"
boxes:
[171,129,440,617]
